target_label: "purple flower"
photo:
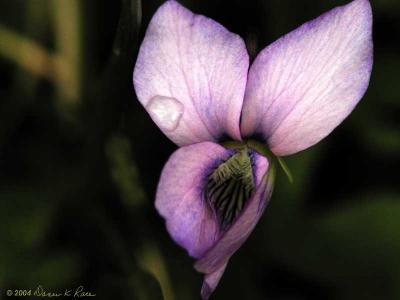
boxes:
[133,0,373,298]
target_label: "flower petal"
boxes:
[194,154,272,274]
[155,142,232,258]
[241,0,373,156]
[201,262,227,300]
[133,0,249,146]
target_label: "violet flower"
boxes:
[133,0,373,298]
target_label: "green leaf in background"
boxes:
[0,188,81,291]
[266,193,400,300]
[95,271,164,300]
[352,53,400,155]
[106,135,146,207]
[268,146,322,217]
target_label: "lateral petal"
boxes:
[155,142,231,258]
[241,0,373,155]
[133,0,249,146]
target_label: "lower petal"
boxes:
[201,262,227,300]
[195,166,275,274]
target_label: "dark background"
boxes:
[0,0,399,299]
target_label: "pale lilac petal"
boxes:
[155,142,232,258]
[201,262,227,300]
[194,154,272,274]
[241,0,373,156]
[133,0,249,146]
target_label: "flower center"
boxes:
[204,146,255,230]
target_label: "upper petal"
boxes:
[241,0,373,156]
[155,141,232,258]
[133,0,249,146]
[195,154,272,274]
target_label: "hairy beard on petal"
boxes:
[204,147,255,230]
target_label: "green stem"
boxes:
[0,25,66,81]
[51,0,82,103]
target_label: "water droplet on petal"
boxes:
[146,96,184,131]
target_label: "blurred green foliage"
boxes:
[0,0,399,299]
